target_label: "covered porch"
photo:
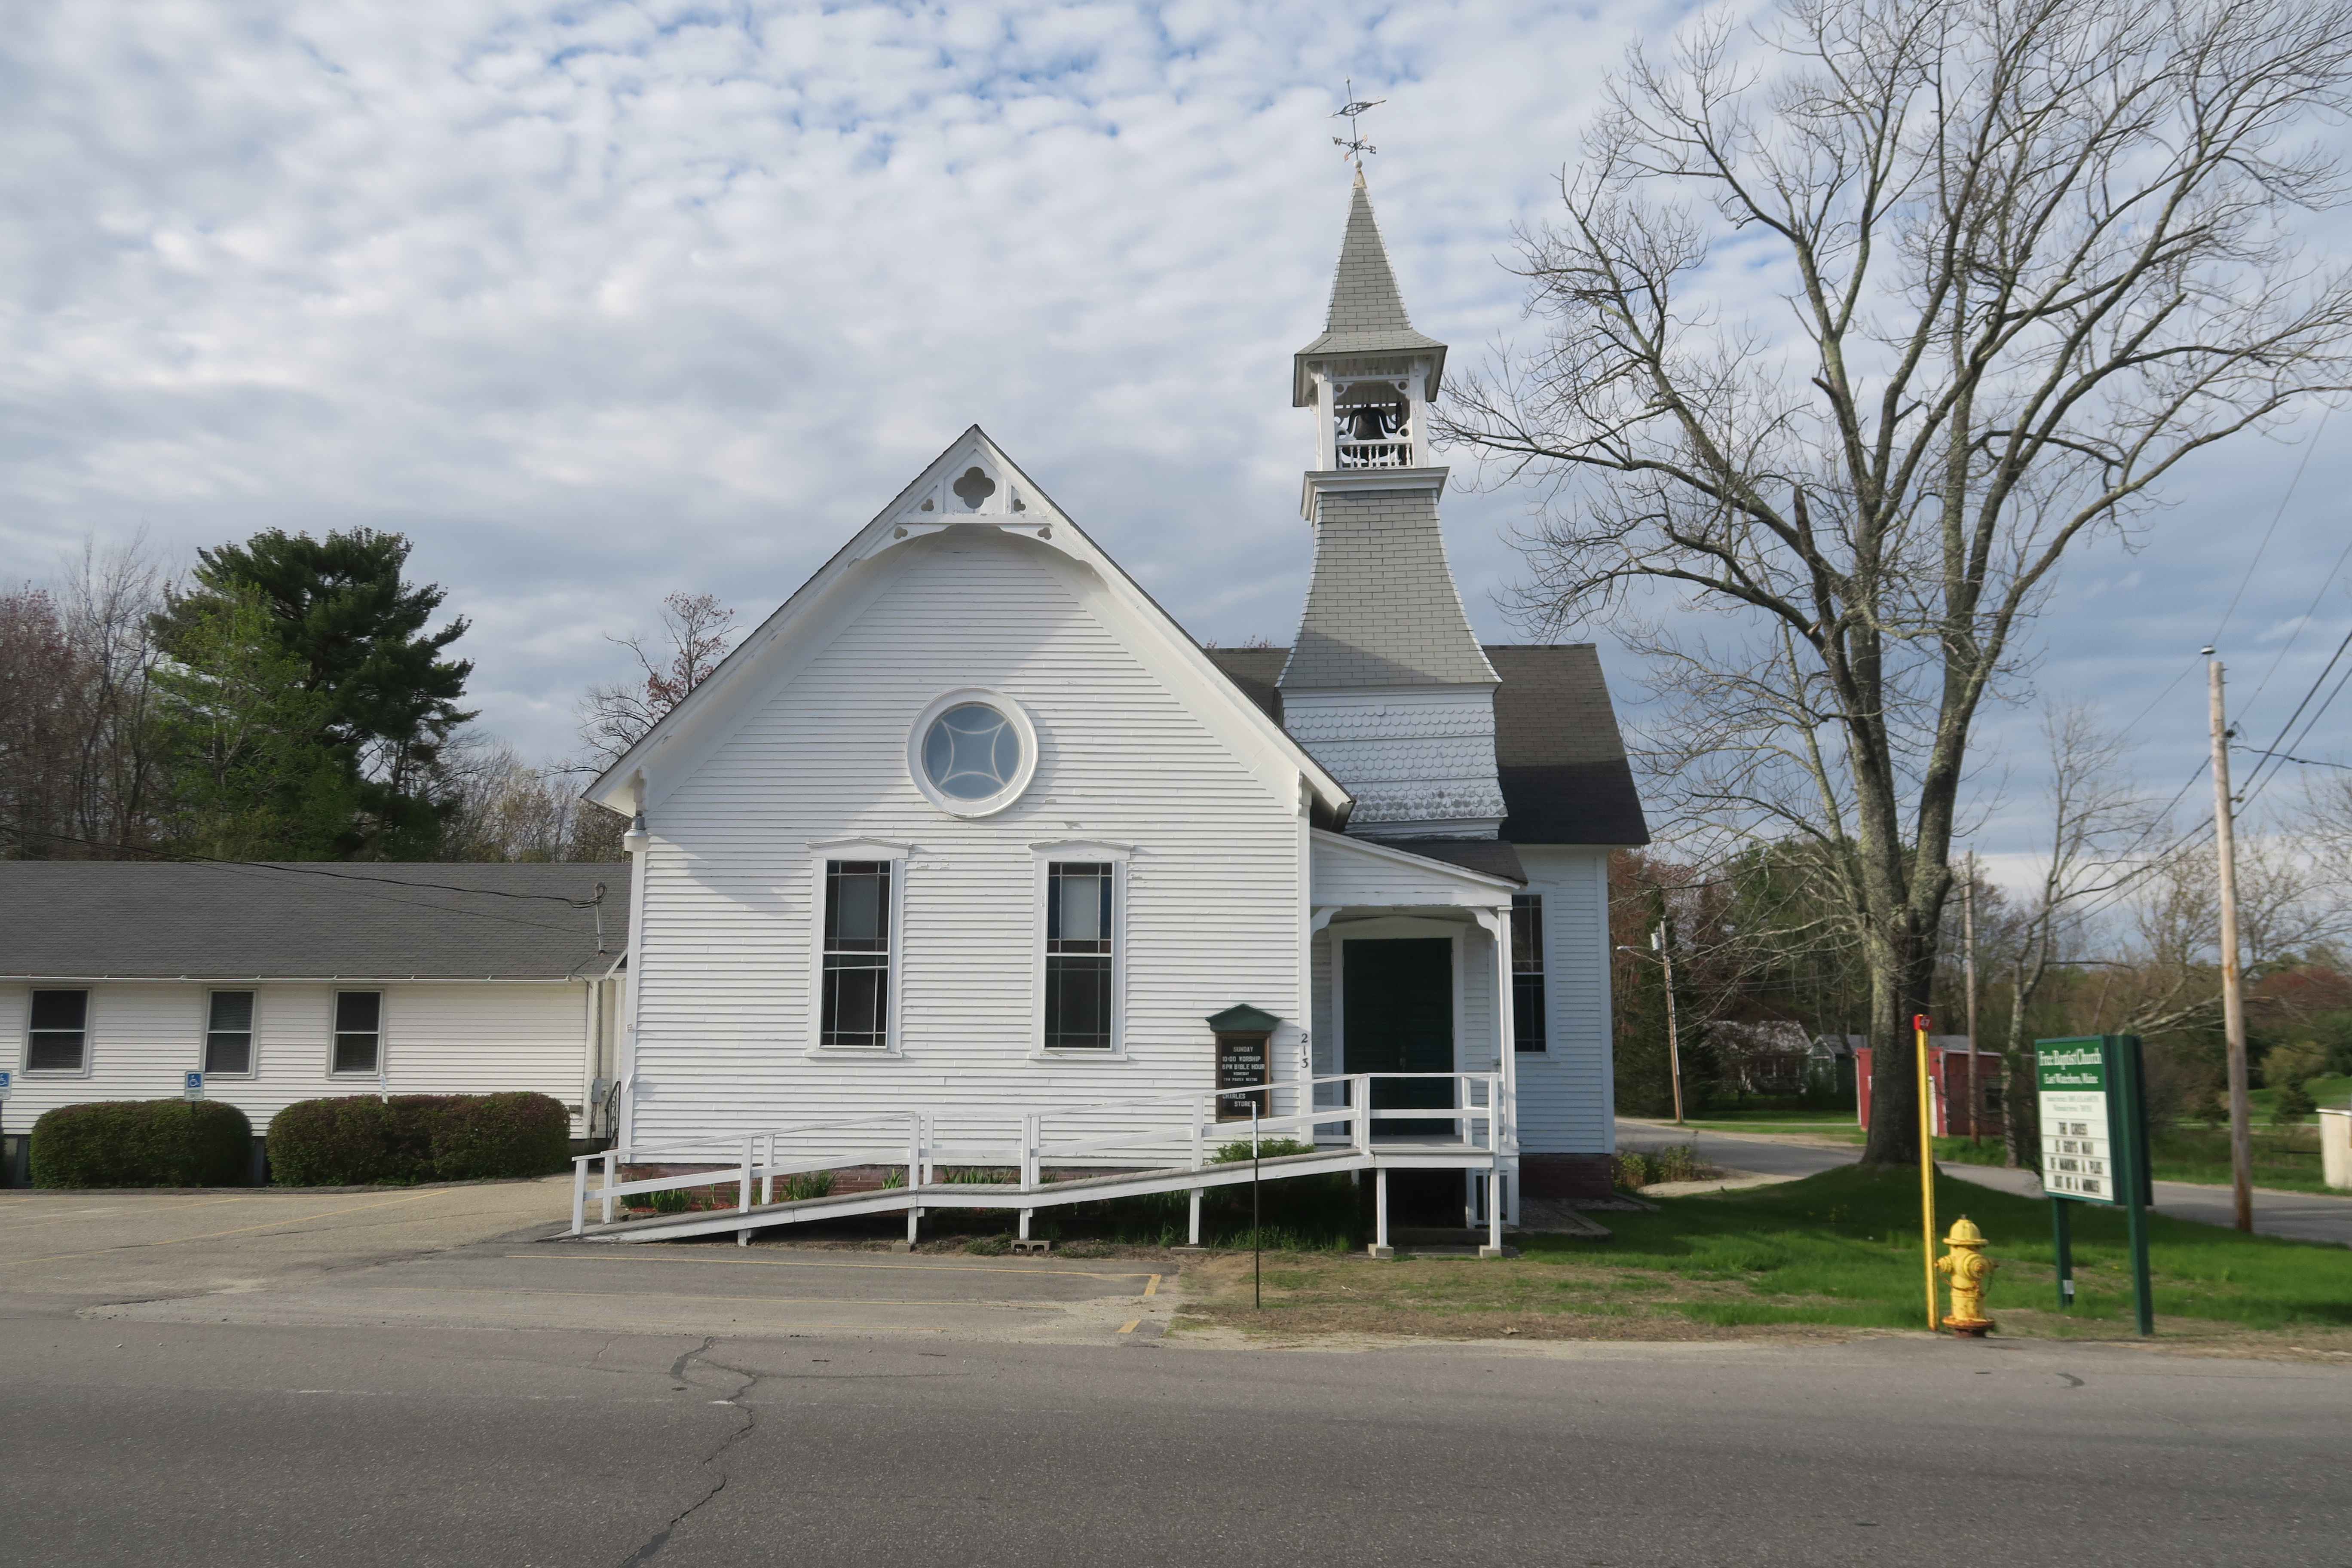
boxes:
[1307,830,1525,1234]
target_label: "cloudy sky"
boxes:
[5,0,2347,870]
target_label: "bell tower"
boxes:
[1277,170,1505,840]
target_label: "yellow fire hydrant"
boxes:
[1936,1216,1998,1337]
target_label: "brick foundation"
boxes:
[1518,1153,1614,1201]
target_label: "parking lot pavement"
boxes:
[91,1238,1178,1343]
[0,1179,577,1313]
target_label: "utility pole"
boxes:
[1962,856,1979,1143]
[1654,923,1685,1126]
[2207,653,2254,1233]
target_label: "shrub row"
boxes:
[29,1100,255,1188]
[264,1093,572,1185]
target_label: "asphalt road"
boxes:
[1617,1119,2352,1246]
[4,1313,2345,1568]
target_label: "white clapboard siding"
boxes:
[0,980,604,1135]
[625,531,1306,1158]
[1513,847,1613,1153]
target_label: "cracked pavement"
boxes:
[3,1185,2349,1564]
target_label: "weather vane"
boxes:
[1331,79,1384,167]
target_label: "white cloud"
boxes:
[3,0,2346,868]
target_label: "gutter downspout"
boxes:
[619,804,652,1150]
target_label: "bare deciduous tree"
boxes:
[0,537,169,858]
[1441,0,2352,1163]
[1990,706,2159,1162]
[575,591,741,774]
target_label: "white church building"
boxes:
[584,172,1647,1231]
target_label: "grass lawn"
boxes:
[1175,1164,2352,1349]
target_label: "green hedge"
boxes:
[30,1100,254,1188]
[265,1092,571,1186]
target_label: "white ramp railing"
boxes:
[572,1072,1511,1237]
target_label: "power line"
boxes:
[2237,620,2352,809]
[2212,406,2329,649]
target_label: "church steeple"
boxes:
[1279,174,1504,841]
[1291,167,1450,465]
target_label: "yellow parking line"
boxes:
[508,1253,1158,1284]
[1118,1320,1141,1334]
[359,1285,1059,1312]
[0,1190,452,1267]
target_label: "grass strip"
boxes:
[1178,1165,2352,1342]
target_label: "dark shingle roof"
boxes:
[1205,644,1649,847]
[1377,839,1528,884]
[0,862,631,979]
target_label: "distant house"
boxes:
[0,861,628,1176]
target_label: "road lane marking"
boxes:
[1118,1320,1141,1334]
[505,1252,1160,1285]
[0,1191,454,1267]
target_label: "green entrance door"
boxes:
[1342,937,1455,1138]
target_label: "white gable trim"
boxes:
[1310,828,1519,905]
[585,427,1348,821]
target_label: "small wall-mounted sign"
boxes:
[183,1071,205,1103]
[1215,1033,1271,1121]
[0,1069,12,1102]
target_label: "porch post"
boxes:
[1369,1167,1394,1259]
[1187,1189,1203,1246]
[1479,903,1522,1228]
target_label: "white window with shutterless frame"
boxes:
[331,990,383,1075]
[204,989,257,1077]
[1031,844,1130,1057]
[24,988,91,1075]
[808,840,909,1054]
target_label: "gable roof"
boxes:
[583,426,1349,821]
[1205,644,1649,846]
[0,862,629,980]
[1292,171,1448,407]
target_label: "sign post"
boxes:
[1914,1014,1937,1330]
[2036,1035,2154,1335]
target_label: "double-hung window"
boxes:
[205,990,256,1075]
[1510,894,1547,1053]
[26,989,89,1072]
[1044,862,1115,1050]
[332,991,382,1074]
[821,861,893,1048]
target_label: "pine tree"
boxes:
[149,591,360,859]
[155,529,473,858]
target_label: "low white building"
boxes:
[0,861,627,1178]
[585,171,1648,1216]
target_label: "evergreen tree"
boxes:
[149,590,360,859]
[155,529,473,858]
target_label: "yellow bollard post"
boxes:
[1936,1216,1998,1336]
[1915,1012,1937,1330]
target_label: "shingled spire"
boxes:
[1279,174,1503,840]
[1290,167,1447,409]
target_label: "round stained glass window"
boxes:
[922,703,1022,800]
